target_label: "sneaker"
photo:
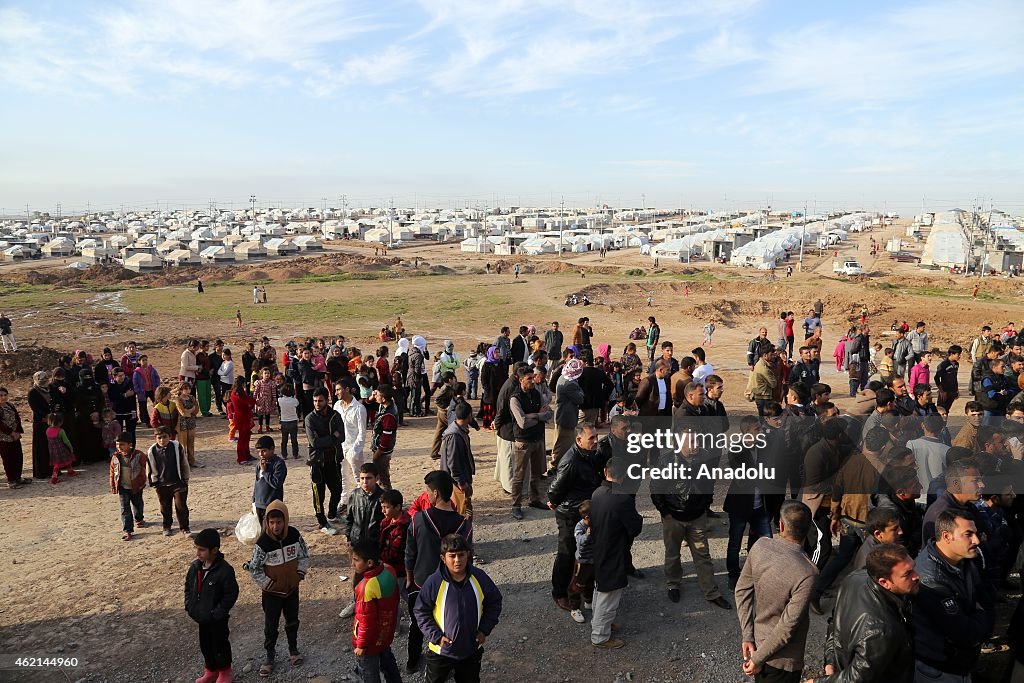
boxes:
[339,603,356,618]
[553,596,571,611]
[327,515,338,523]
[511,507,524,520]
[122,532,133,541]
[321,526,338,536]
[229,437,239,443]
[182,529,193,538]
[163,529,174,537]
[583,600,592,610]
[136,519,146,528]
[668,588,681,603]
[570,609,585,624]
[592,638,625,650]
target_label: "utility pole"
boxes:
[250,194,256,219]
[799,200,808,271]
[389,197,394,247]
[560,195,565,254]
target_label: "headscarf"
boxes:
[412,335,427,352]
[32,370,50,388]
[444,339,454,353]
[526,324,537,336]
[566,344,580,358]
[562,359,584,381]
[396,338,410,357]
[486,346,500,363]
[597,343,611,364]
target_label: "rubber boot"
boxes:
[194,668,217,683]
[215,668,234,683]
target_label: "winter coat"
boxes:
[379,512,411,577]
[346,485,384,546]
[246,500,309,597]
[109,448,147,494]
[184,552,239,624]
[406,507,473,588]
[439,421,475,485]
[353,563,401,655]
[414,563,502,662]
[547,444,603,516]
[253,455,287,509]
[590,479,643,592]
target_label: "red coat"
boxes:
[230,391,255,432]
[375,357,392,386]
[379,511,411,577]
[352,564,400,655]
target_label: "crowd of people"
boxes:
[4,309,1024,683]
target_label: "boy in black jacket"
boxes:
[185,529,239,683]
[339,462,384,619]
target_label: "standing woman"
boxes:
[478,346,501,429]
[194,341,213,417]
[27,371,53,480]
[230,376,256,465]
[72,368,105,463]
[0,387,30,488]
[391,338,409,426]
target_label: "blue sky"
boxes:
[1,0,1022,215]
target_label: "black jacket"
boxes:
[913,540,995,674]
[746,336,773,366]
[345,485,384,546]
[184,552,239,624]
[933,359,959,394]
[590,480,643,592]
[493,376,519,442]
[876,494,924,558]
[510,335,529,364]
[578,367,613,410]
[818,570,914,683]
[547,444,602,516]
[303,407,344,463]
[651,449,716,522]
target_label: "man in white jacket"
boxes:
[333,379,366,494]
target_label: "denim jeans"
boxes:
[726,506,772,581]
[118,488,144,533]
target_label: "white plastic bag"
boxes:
[235,505,261,546]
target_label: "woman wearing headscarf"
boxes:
[391,338,409,426]
[28,371,53,479]
[0,386,30,488]
[412,335,431,415]
[478,346,502,429]
[72,367,105,463]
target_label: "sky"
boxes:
[1,0,1023,216]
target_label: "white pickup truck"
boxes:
[833,259,864,276]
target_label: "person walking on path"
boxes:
[0,313,16,353]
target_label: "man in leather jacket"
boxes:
[547,424,602,612]
[807,543,918,683]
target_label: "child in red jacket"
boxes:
[351,540,402,682]
[379,489,411,583]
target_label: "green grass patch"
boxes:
[623,268,646,276]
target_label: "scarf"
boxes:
[486,346,500,363]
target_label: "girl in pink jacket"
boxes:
[908,353,931,394]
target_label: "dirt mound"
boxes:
[275,268,308,280]
[239,270,270,282]
[0,345,65,380]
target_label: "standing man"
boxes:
[805,544,918,682]
[747,328,773,369]
[913,510,995,682]
[734,501,818,683]
[333,379,366,494]
[370,386,399,489]
[547,424,602,613]
[589,458,643,649]
[634,360,672,416]
[0,313,16,353]
[510,326,531,365]
[891,328,913,379]
[305,388,345,535]
[509,367,552,520]
[495,327,512,377]
[544,322,563,365]
[646,316,661,362]
[907,321,929,357]
[969,326,993,364]
[934,345,962,413]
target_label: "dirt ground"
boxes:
[0,225,1020,683]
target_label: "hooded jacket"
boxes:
[353,563,401,656]
[440,420,475,486]
[414,563,503,662]
[246,500,310,597]
[817,570,914,683]
[253,454,287,509]
[554,375,585,428]
[109,448,148,494]
[912,539,995,674]
[184,551,239,624]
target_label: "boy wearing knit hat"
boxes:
[185,529,239,683]
[252,435,287,524]
[245,500,309,676]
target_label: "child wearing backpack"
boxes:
[185,529,239,683]
[245,500,309,676]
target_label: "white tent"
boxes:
[460,237,494,253]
